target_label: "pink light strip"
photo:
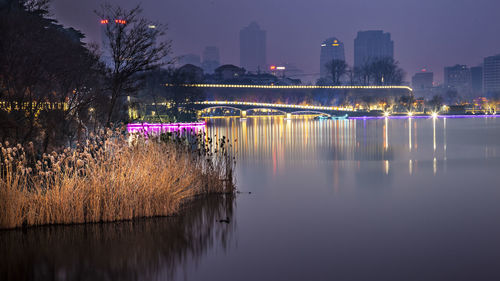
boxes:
[127,122,206,134]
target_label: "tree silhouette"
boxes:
[95,3,172,125]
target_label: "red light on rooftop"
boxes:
[270,65,276,70]
[115,19,127,24]
[100,19,109,24]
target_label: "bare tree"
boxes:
[325,59,348,85]
[0,1,104,149]
[95,3,172,125]
[363,57,405,86]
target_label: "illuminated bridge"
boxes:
[174,84,412,111]
[192,101,355,117]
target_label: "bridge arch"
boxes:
[245,108,287,115]
[289,110,331,117]
[200,105,242,112]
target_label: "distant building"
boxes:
[484,54,500,94]
[215,65,246,81]
[412,70,433,90]
[444,64,472,97]
[471,66,483,96]
[202,46,220,74]
[240,22,266,73]
[354,30,394,68]
[178,54,201,67]
[320,37,345,78]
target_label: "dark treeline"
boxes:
[319,57,405,86]
[0,0,194,150]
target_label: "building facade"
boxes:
[412,71,433,90]
[354,30,394,68]
[484,55,500,94]
[319,37,345,78]
[444,65,472,97]
[470,66,483,96]
[202,46,221,74]
[240,22,267,73]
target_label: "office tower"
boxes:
[240,22,266,72]
[319,37,345,78]
[483,54,500,94]
[202,46,220,74]
[444,65,471,89]
[470,66,483,95]
[412,70,433,90]
[354,30,394,67]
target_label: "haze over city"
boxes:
[3,1,500,280]
[52,0,500,83]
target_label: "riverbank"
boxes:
[0,128,234,229]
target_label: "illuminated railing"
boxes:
[168,84,413,91]
[195,101,354,112]
[127,122,206,135]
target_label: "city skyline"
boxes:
[51,0,500,83]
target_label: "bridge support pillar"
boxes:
[241,110,247,118]
[286,113,292,119]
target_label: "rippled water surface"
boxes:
[2,117,500,280]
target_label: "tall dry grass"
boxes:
[0,128,235,229]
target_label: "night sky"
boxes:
[52,0,500,83]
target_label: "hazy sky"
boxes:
[52,0,500,83]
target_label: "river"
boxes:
[2,117,500,280]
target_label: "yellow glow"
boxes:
[332,44,339,46]
[431,112,438,118]
[407,112,414,117]
[384,111,390,117]
[172,84,414,91]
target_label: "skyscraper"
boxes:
[240,22,266,72]
[484,54,500,94]
[354,30,394,68]
[471,66,483,95]
[412,70,434,90]
[202,46,220,74]
[444,64,472,97]
[319,37,345,78]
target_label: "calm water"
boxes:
[2,117,500,280]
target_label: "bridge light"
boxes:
[408,112,414,117]
[384,111,390,117]
[431,112,438,118]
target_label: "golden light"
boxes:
[431,112,438,118]
[407,112,414,117]
[384,111,390,117]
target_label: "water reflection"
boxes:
[205,117,500,186]
[0,195,235,281]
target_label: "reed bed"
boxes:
[0,128,235,229]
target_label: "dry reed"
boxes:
[0,128,235,229]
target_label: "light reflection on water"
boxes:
[2,117,500,281]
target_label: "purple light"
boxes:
[349,115,500,120]
[127,122,206,135]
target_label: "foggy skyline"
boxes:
[52,0,500,83]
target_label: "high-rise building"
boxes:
[411,69,434,98]
[240,22,266,72]
[471,66,483,95]
[412,70,434,90]
[354,30,394,68]
[319,37,345,78]
[202,46,220,74]
[484,54,500,94]
[444,64,472,97]
[444,65,471,89]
